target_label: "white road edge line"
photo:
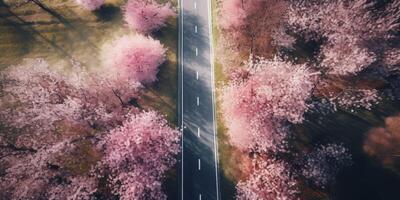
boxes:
[208,0,221,199]
[180,0,184,199]
[198,159,201,170]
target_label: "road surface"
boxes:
[178,0,220,199]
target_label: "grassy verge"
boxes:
[211,1,246,199]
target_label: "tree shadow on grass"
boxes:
[94,4,122,22]
[0,1,74,60]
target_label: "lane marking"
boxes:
[196,97,199,106]
[196,71,199,80]
[195,47,198,56]
[198,159,201,170]
[195,25,198,33]
[194,2,197,9]
[197,127,200,137]
[180,0,220,199]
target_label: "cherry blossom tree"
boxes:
[297,144,352,188]
[75,0,104,11]
[217,0,291,58]
[236,145,351,199]
[0,59,84,148]
[287,0,400,75]
[0,59,181,199]
[101,34,167,84]
[320,40,376,76]
[0,59,141,149]
[123,0,176,34]
[100,111,180,200]
[220,57,316,152]
[0,140,97,200]
[236,158,298,200]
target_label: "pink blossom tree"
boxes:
[236,158,298,200]
[320,39,376,76]
[75,0,104,11]
[220,57,316,153]
[123,0,176,34]
[0,140,98,200]
[0,59,141,149]
[298,144,352,188]
[0,59,181,199]
[101,34,167,84]
[100,111,180,199]
[287,0,400,75]
[217,0,291,58]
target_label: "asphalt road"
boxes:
[178,0,220,199]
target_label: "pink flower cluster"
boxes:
[102,35,167,84]
[299,144,352,188]
[221,57,315,153]
[236,158,298,200]
[0,58,180,199]
[0,140,97,200]
[1,0,179,198]
[0,59,141,148]
[101,111,180,199]
[218,0,262,30]
[123,0,176,34]
[328,88,380,111]
[287,0,400,75]
[217,0,290,58]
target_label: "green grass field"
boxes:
[0,0,178,122]
[0,0,179,198]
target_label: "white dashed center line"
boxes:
[195,47,198,56]
[199,194,202,200]
[195,25,198,33]
[194,2,197,9]
[196,71,199,80]
[196,97,199,106]
[198,159,201,170]
[197,127,200,137]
